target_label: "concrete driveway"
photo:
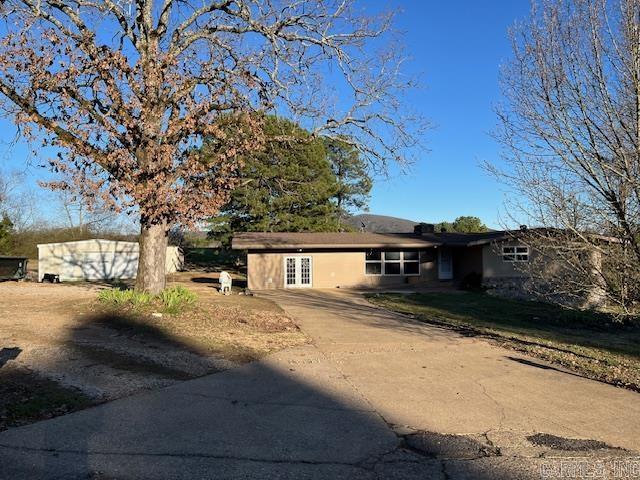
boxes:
[0,289,639,479]
[265,290,640,450]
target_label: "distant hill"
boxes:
[345,214,419,233]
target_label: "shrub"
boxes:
[459,272,483,291]
[98,285,198,315]
[158,286,198,314]
[97,288,153,309]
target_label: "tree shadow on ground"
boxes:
[71,310,247,369]
[0,356,93,433]
[504,356,588,381]
[0,308,580,479]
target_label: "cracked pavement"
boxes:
[1,289,640,479]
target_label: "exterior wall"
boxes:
[246,252,284,290]
[481,240,531,279]
[482,240,535,300]
[247,249,439,290]
[38,240,183,281]
[484,241,607,307]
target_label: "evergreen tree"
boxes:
[208,117,341,244]
[0,215,14,254]
[325,138,372,222]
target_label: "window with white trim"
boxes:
[365,250,382,275]
[365,250,420,276]
[502,245,529,262]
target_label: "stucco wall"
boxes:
[247,249,438,290]
[482,241,531,279]
[38,240,183,281]
[246,252,284,290]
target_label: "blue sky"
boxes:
[367,0,531,228]
[0,0,531,230]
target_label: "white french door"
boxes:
[438,248,453,280]
[284,256,313,288]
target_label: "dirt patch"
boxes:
[0,275,307,429]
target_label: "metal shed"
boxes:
[37,239,183,282]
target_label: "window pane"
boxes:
[404,262,419,275]
[286,258,296,285]
[366,249,381,261]
[503,254,515,262]
[516,246,528,253]
[384,251,401,261]
[366,262,382,275]
[503,247,515,254]
[403,251,419,261]
[516,254,529,261]
[384,262,401,275]
[300,257,311,284]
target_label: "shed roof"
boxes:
[37,238,138,248]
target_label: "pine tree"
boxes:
[325,138,372,223]
[0,215,14,254]
[209,117,341,244]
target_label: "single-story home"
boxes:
[232,224,533,291]
[37,239,183,282]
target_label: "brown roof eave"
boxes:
[232,242,442,250]
[464,237,509,247]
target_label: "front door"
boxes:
[284,256,313,288]
[438,248,453,280]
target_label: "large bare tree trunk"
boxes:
[136,221,168,294]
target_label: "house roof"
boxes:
[232,227,621,251]
[231,231,519,250]
[232,232,442,250]
[418,231,514,246]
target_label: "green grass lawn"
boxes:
[366,292,640,392]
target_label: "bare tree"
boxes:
[0,169,38,230]
[492,0,640,312]
[54,189,136,235]
[0,0,424,293]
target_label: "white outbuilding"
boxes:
[37,239,183,282]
